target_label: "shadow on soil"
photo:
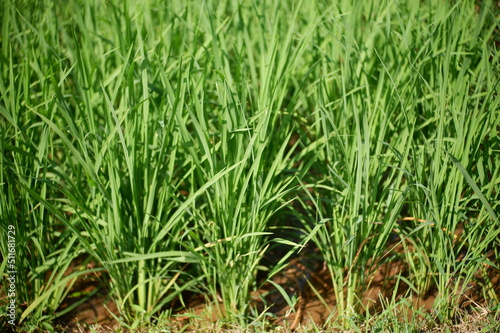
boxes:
[55,224,499,332]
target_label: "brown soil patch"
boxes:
[55,231,499,332]
[55,260,119,332]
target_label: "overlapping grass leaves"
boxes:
[0,0,498,330]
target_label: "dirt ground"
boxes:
[55,235,499,332]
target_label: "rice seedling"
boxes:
[292,0,499,326]
[0,2,102,326]
[0,0,498,332]
[393,0,500,319]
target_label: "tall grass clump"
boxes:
[2,0,204,327]
[295,0,417,322]
[159,1,323,322]
[294,0,499,325]
[0,1,101,327]
[398,0,500,318]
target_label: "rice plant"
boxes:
[0,0,498,331]
[293,0,499,325]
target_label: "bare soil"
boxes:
[55,235,499,332]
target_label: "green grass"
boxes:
[1,0,499,332]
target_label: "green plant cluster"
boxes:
[0,0,498,331]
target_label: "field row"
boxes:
[1,0,499,331]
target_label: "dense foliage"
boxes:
[1,0,498,331]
